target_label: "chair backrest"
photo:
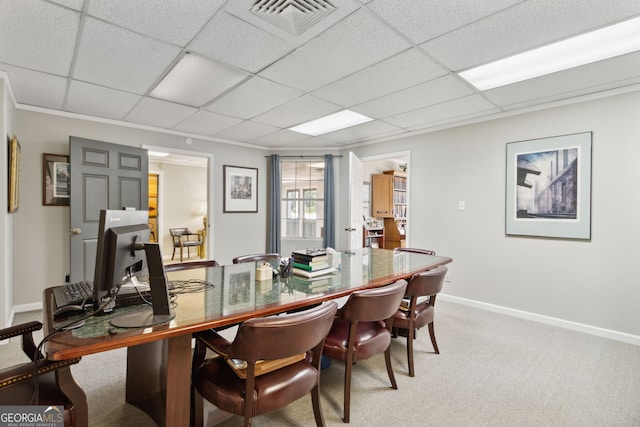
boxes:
[394,247,436,256]
[341,279,408,323]
[405,266,447,298]
[169,227,190,242]
[233,253,281,264]
[164,259,219,272]
[230,301,338,363]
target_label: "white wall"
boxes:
[12,110,268,307]
[347,90,640,338]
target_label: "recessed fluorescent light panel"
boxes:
[150,53,248,107]
[459,16,640,91]
[289,110,373,136]
[148,151,170,157]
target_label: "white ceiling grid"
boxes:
[0,0,639,148]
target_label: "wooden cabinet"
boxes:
[371,170,407,249]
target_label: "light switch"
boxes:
[458,200,465,211]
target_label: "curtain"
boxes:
[323,154,335,249]
[267,154,281,254]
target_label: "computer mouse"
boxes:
[53,304,86,318]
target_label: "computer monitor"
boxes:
[93,209,175,328]
[93,209,150,307]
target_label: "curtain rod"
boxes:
[264,155,343,159]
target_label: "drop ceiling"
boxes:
[1,0,639,149]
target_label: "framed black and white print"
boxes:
[223,165,258,213]
[505,132,592,239]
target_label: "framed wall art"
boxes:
[505,132,592,240]
[8,136,21,213]
[223,165,258,213]
[43,153,70,206]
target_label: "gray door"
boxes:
[69,137,148,283]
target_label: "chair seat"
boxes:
[0,364,74,425]
[179,241,201,247]
[393,304,434,330]
[322,318,391,361]
[195,357,319,417]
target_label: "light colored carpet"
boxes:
[5,301,640,426]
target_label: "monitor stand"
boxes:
[110,243,176,328]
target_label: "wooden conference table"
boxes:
[43,248,452,427]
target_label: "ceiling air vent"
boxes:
[225,0,356,45]
[249,0,336,36]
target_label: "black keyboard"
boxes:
[53,281,94,308]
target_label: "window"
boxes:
[281,160,324,239]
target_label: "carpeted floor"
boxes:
[4,301,640,426]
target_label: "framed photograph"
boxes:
[8,136,20,213]
[505,132,592,239]
[43,153,70,206]
[223,165,258,213]
[223,263,256,314]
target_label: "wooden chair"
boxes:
[163,259,219,272]
[169,227,202,262]
[232,253,281,264]
[0,321,87,427]
[322,279,408,423]
[394,247,436,256]
[392,265,447,377]
[192,301,338,427]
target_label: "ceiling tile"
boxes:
[484,51,640,109]
[172,109,243,136]
[0,0,79,75]
[367,0,522,44]
[384,94,498,129]
[73,17,180,94]
[259,9,412,92]
[88,0,226,46]
[353,74,475,119]
[205,76,303,119]
[0,64,67,109]
[188,11,294,73]
[251,95,341,128]
[66,80,141,120]
[320,120,406,143]
[50,0,84,11]
[124,97,197,128]
[212,120,280,142]
[313,48,448,106]
[248,129,309,147]
[422,0,640,71]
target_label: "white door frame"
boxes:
[143,145,214,261]
[358,150,411,247]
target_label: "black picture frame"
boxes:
[223,165,258,213]
[43,153,70,206]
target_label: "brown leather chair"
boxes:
[169,227,202,261]
[163,259,219,272]
[392,265,447,377]
[192,301,338,427]
[232,253,281,264]
[394,247,436,256]
[322,279,408,423]
[0,321,87,427]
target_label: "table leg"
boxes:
[125,334,192,427]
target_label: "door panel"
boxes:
[348,152,363,251]
[70,137,148,283]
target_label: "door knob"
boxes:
[344,227,356,232]
[70,228,82,235]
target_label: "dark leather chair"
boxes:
[163,259,219,272]
[232,253,281,264]
[322,279,408,423]
[169,227,202,262]
[394,247,436,256]
[0,321,87,427]
[192,301,338,427]
[392,265,447,377]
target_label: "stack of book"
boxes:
[291,249,336,278]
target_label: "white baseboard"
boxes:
[439,294,640,346]
[13,301,43,314]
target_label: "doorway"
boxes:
[146,147,214,262]
[360,151,410,249]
